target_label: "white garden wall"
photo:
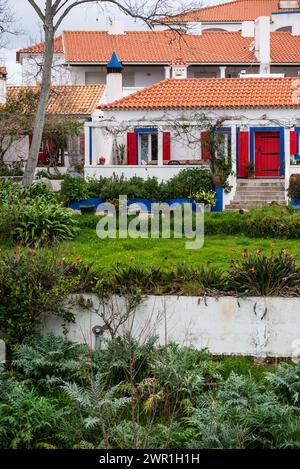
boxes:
[44,295,300,358]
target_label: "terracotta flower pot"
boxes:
[213,175,222,187]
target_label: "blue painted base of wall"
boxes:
[68,190,224,213]
[128,198,153,211]
[68,198,105,211]
[211,187,223,212]
[291,198,300,211]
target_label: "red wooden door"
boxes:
[255,132,280,177]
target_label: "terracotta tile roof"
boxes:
[100,77,300,110]
[16,29,300,65]
[16,36,63,61]
[62,30,256,63]
[61,30,300,64]
[7,84,105,115]
[164,0,300,23]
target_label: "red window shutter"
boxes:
[127,132,137,165]
[163,132,171,162]
[290,130,298,156]
[237,131,249,178]
[201,131,212,160]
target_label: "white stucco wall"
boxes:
[20,53,70,85]
[70,65,165,86]
[85,164,209,181]
[44,295,300,357]
[272,12,300,32]
[3,136,29,164]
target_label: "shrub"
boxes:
[60,175,88,204]
[14,196,79,247]
[0,373,61,449]
[0,250,77,347]
[12,334,91,391]
[224,248,300,296]
[86,177,105,198]
[288,174,300,200]
[0,163,23,177]
[164,168,214,200]
[0,179,57,207]
[205,206,300,239]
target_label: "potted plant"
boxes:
[97,156,106,165]
[247,161,255,178]
[193,190,216,212]
[213,174,222,187]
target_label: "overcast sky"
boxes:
[2,0,230,84]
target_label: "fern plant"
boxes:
[12,334,91,391]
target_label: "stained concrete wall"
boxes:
[43,295,300,357]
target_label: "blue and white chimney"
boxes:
[105,51,123,104]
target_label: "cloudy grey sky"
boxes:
[3,0,230,84]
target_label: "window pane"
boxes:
[151,134,158,161]
[140,134,149,163]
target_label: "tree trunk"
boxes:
[22,6,54,185]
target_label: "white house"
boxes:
[85,51,300,210]
[162,0,300,33]
[16,1,300,91]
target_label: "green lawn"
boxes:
[47,229,300,272]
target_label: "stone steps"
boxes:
[226,178,286,211]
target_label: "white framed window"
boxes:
[215,131,231,160]
[138,132,158,165]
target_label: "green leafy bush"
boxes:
[0,180,78,246]
[14,196,79,247]
[0,250,77,347]
[288,174,300,200]
[224,248,300,296]
[3,333,300,449]
[12,334,91,390]
[60,174,89,204]
[163,168,214,200]
[0,163,23,177]
[0,373,61,449]
[205,206,300,239]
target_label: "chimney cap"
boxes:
[107,51,123,71]
[171,58,188,66]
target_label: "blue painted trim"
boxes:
[135,128,158,133]
[249,127,285,177]
[89,127,92,165]
[236,127,240,176]
[214,127,231,133]
[135,128,158,165]
[272,11,300,15]
[295,127,300,159]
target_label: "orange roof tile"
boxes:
[7,84,105,115]
[100,77,300,110]
[60,30,300,64]
[62,30,256,63]
[16,29,300,65]
[164,0,300,23]
[16,36,63,61]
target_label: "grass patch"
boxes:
[48,230,300,272]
